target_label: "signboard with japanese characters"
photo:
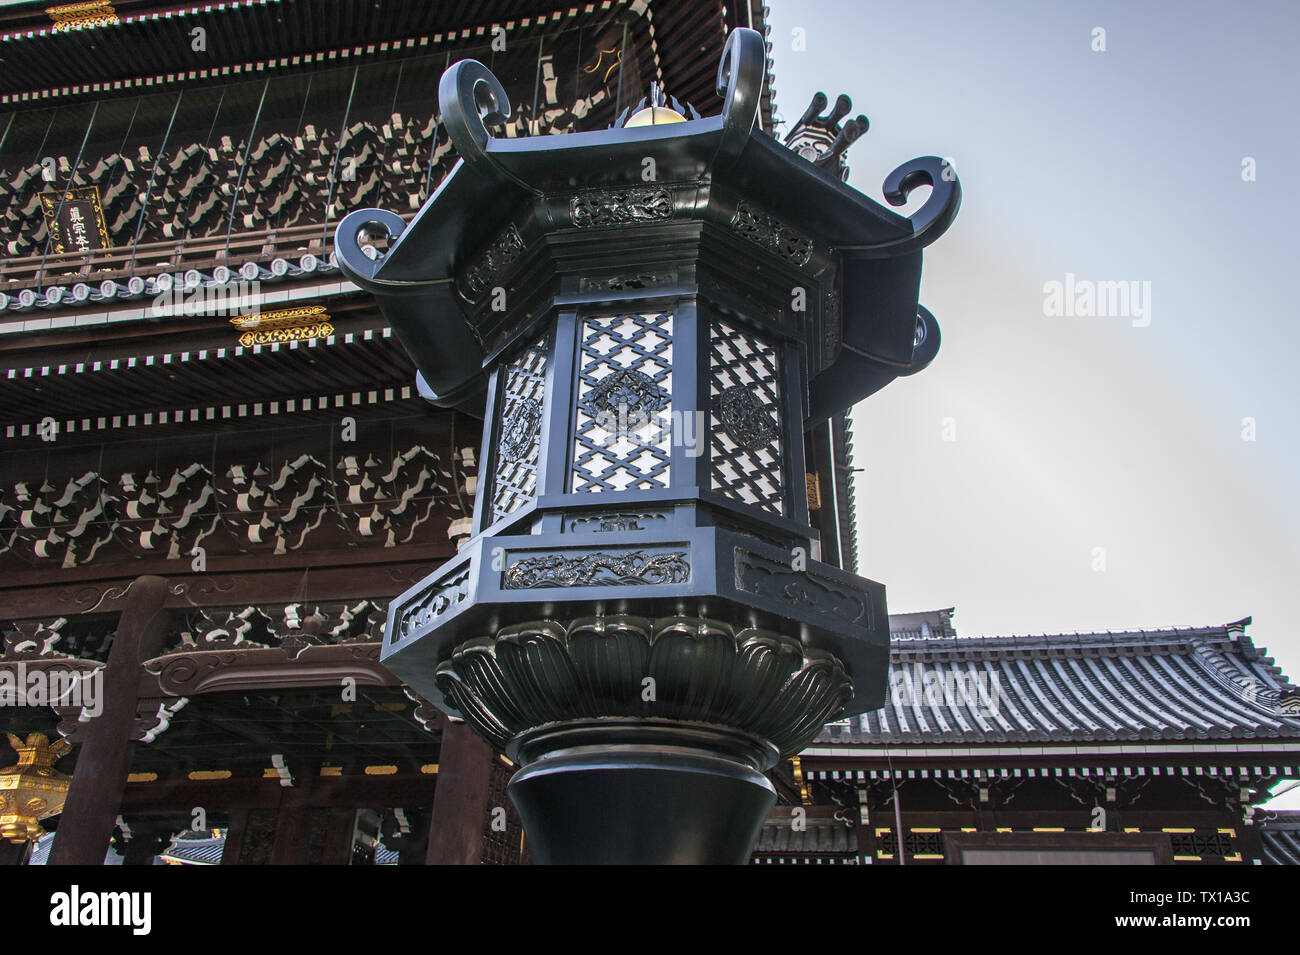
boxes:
[39,186,111,255]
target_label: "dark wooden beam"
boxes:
[48,576,171,865]
[321,807,358,865]
[0,555,451,619]
[120,773,438,811]
[122,777,284,813]
[221,808,249,865]
[311,773,439,807]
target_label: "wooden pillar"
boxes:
[1239,815,1266,864]
[400,844,424,865]
[120,831,167,866]
[321,807,357,865]
[48,576,171,866]
[269,786,313,865]
[0,839,30,866]
[221,809,249,865]
[425,719,494,865]
[399,811,432,865]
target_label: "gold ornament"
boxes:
[46,1,119,32]
[0,733,73,843]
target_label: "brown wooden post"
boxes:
[400,842,426,865]
[1239,809,1266,863]
[119,825,170,866]
[222,809,249,865]
[48,576,171,865]
[0,839,30,865]
[321,807,357,865]
[269,785,313,865]
[425,719,494,865]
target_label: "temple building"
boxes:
[756,609,1300,865]
[1,0,1295,865]
[0,0,816,867]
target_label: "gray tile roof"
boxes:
[816,617,1300,745]
[26,832,123,865]
[752,816,858,856]
[154,833,400,865]
[160,835,226,865]
[1260,812,1300,865]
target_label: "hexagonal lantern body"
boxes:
[336,29,960,864]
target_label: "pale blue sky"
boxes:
[770,0,1300,798]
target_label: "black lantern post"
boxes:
[336,28,959,864]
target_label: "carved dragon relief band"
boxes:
[570,186,673,229]
[729,200,814,268]
[396,570,472,640]
[734,548,870,626]
[504,550,690,589]
[567,511,669,533]
[460,223,526,301]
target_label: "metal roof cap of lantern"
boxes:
[334,27,961,423]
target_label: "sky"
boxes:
[769,1,1297,646]
[769,0,1300,805]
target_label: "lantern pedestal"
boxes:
[508,720,776,864]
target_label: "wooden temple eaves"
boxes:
[1,1,781,864]
[0,0,776,133]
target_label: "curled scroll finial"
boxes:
[715,27,765,167]
[334,208,406,290]
[880,156,962,253]
[438,59,512,170]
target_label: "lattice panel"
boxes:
[709,319,784,514]
[238,810,277,865]
[1169,831,1236,860]
[481,758,526,865]
[491,336,549,523]
[571,312,673,493]
[877,830,946,861]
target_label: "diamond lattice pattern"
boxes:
[709,319,784,514]
[492,336,548,522]
[571,312,674,493]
